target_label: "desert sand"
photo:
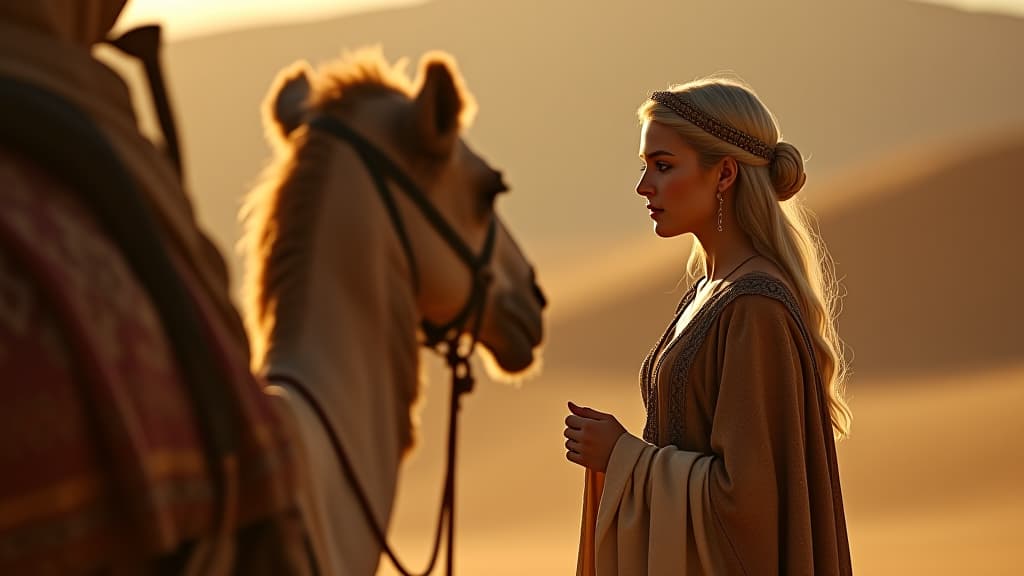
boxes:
[99,0,1024,572]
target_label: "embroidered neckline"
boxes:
[640,277,702,442]
[641,272,812,445]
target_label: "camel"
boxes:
[241,48,546,574]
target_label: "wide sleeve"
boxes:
[580,434,703,576]
[582,296,828,575]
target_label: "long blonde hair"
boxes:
[639,77,852,439]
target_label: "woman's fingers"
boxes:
[565,414,587,430]
[565,403,627,472]
[566,421,587,467]
[569,401,609,420]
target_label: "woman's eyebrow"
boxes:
[640,150,675,159]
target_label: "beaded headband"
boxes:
[649,90,775,161]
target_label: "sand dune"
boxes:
[544,131,1024,386]
[379,356,1024,574]
[96,0,1024,298]
[823,133,1024,380]
[87,1,1024,572]
[378,134,1024,574]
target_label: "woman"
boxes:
[565,78,853,575]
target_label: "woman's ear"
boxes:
[717,156,739,192]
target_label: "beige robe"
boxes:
[578,273,852,575]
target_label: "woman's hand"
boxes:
[563,402,627,472]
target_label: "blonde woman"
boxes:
[566,79,853,575]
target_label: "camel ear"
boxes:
[263,60,313,147]
[413,53,466,157]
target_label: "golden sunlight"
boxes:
[115,0,430,39]
[911,0,1024,16]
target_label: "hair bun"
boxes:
[770,141,806,201]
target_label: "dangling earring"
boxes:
[716,192,724,232]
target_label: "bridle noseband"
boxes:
[268,114,498,576]
[308,115,497,351]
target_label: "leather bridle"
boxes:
[269,113,500,576]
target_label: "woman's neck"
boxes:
[697,225,759,282]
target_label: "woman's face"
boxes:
[636,119,718,238]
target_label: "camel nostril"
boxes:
[527,266,547,309]
[533,281,547,309]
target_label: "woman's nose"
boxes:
[636,175,654,197]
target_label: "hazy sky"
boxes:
[116,0,430,39]
[116,0,1023,40]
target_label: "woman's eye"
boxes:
[655,162,671,172]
